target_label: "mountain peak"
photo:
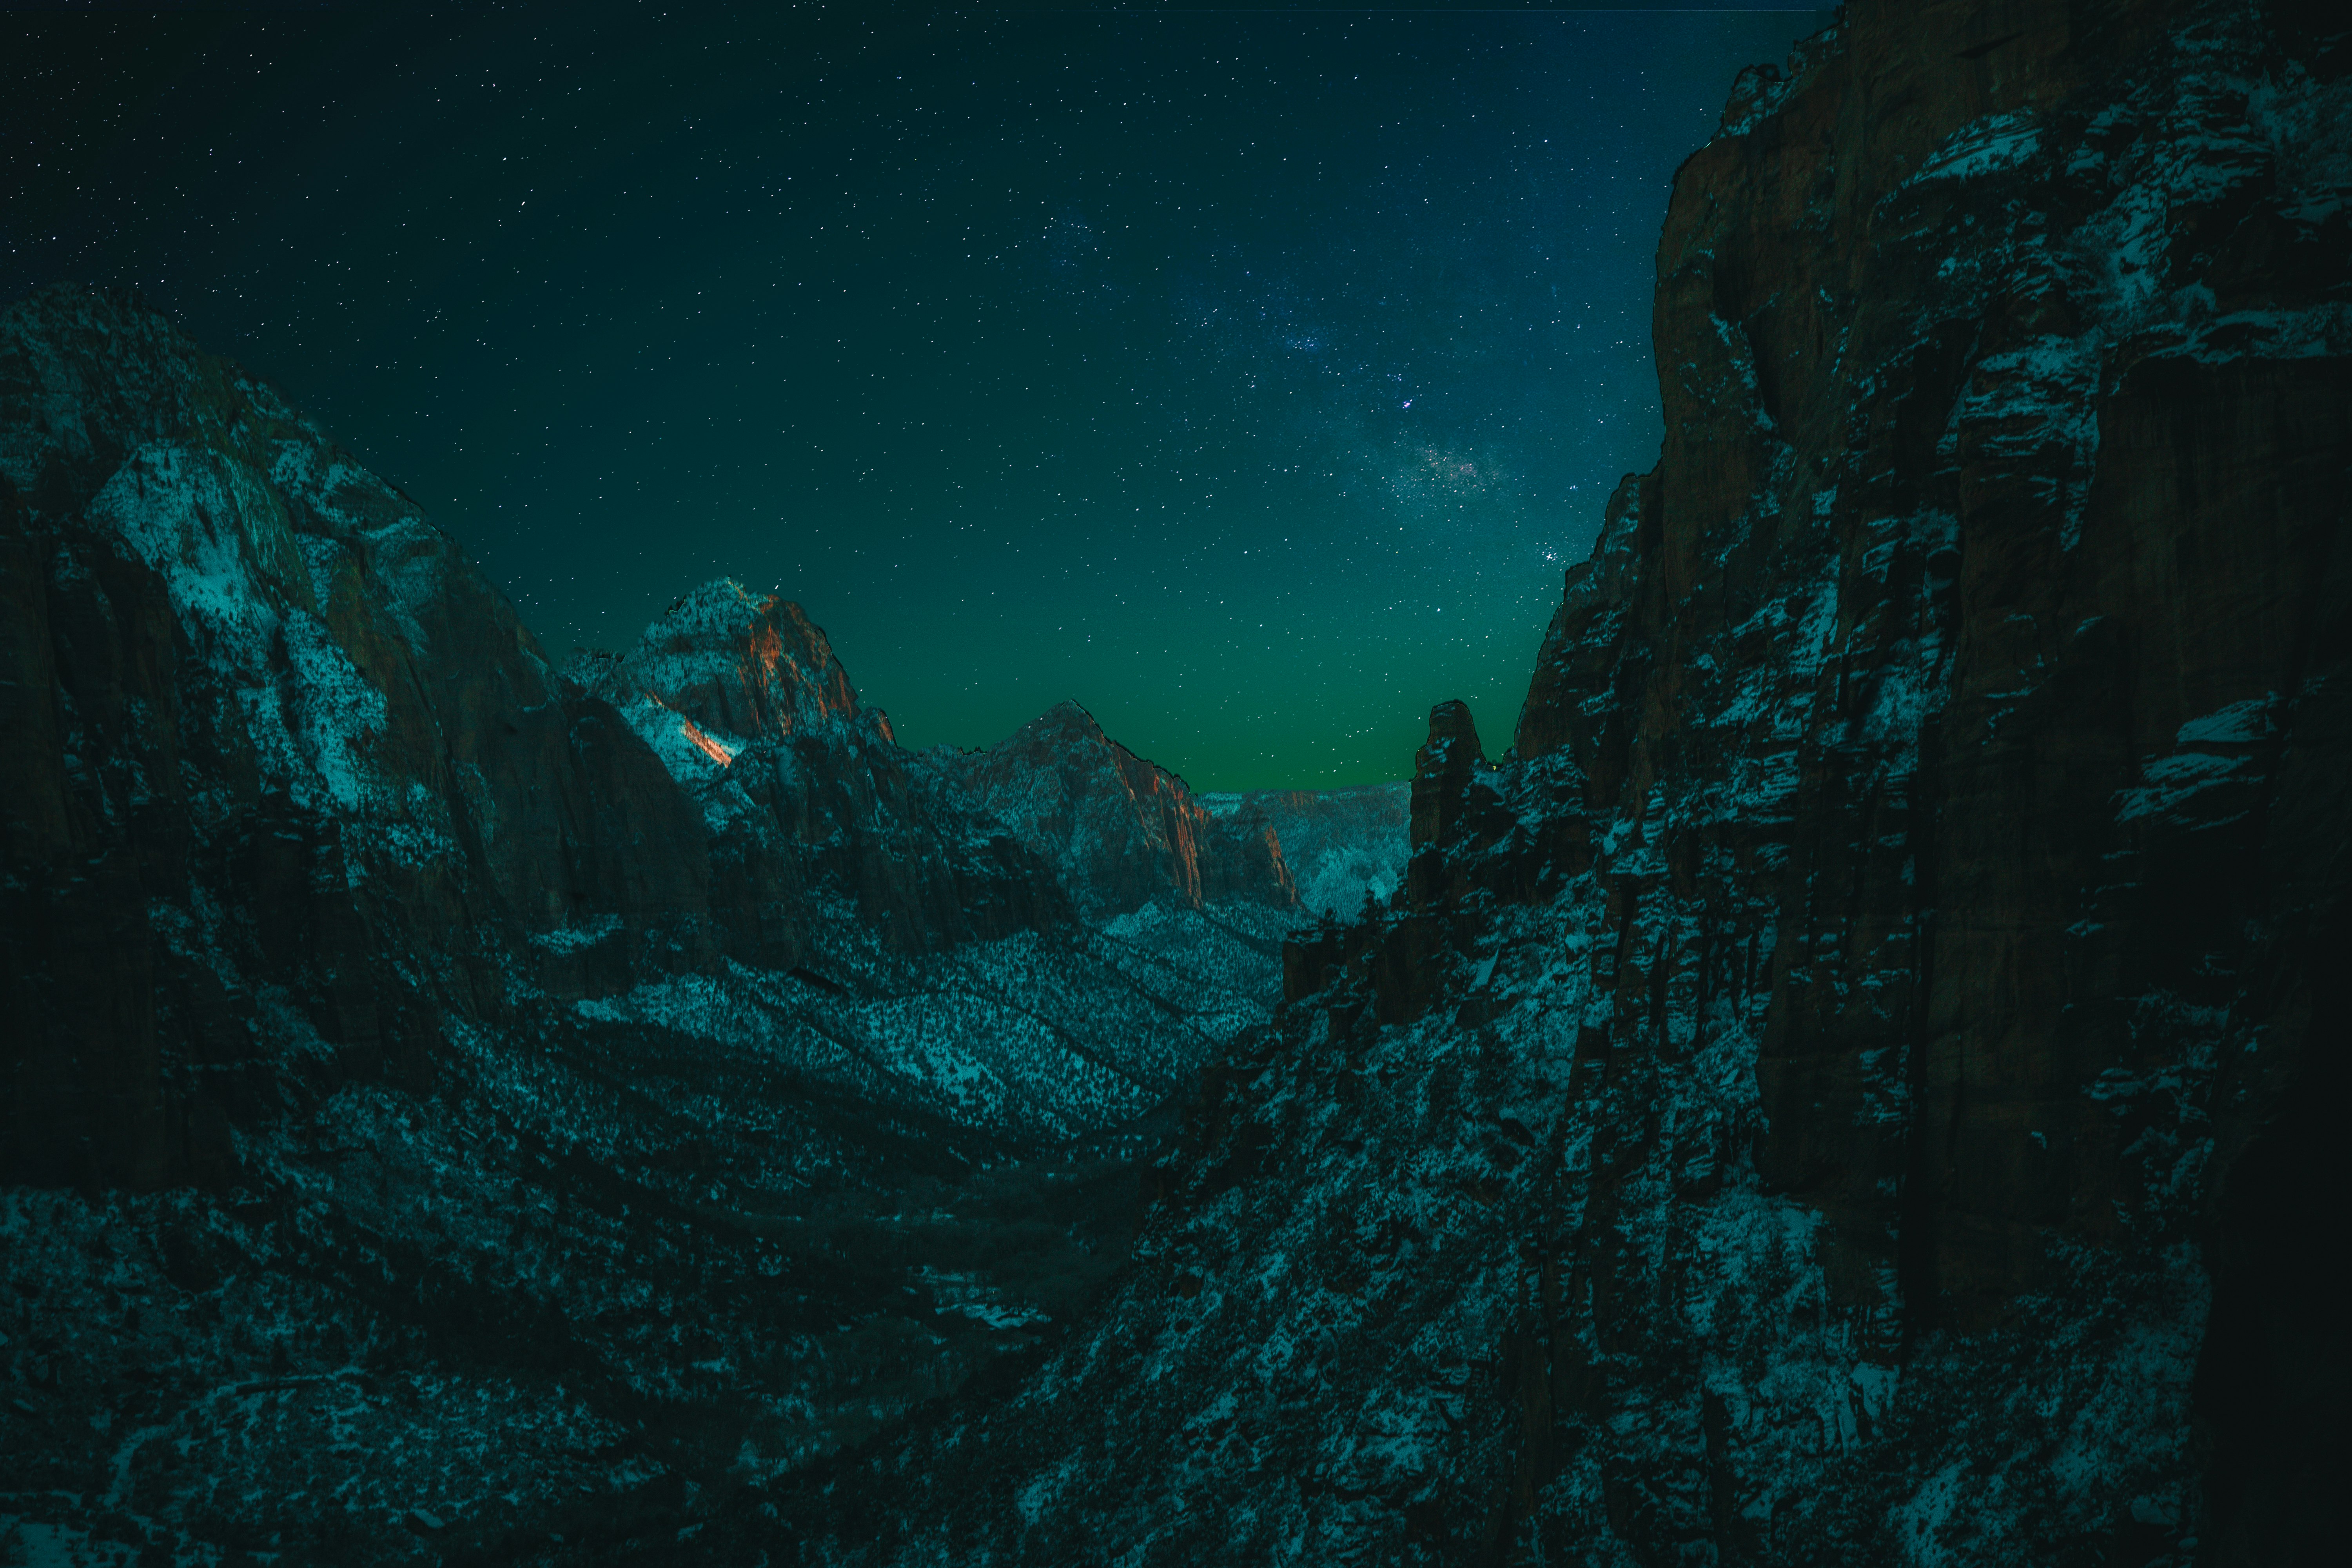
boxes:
[1022,697,1108,741]
[953,697,1296,920]
[598,575,860,742]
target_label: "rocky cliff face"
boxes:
[1202,780,1411,919]
[1,283,716,1193]
[947,699,1299,924]
[759,4,2349,1564]
[0,285,1307,1560]
[565,579,1076,969]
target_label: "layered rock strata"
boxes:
[0,291,712,1190]
[759,4,2350,1564]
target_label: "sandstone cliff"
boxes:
[1,284,715,1190]
[761,4,2349,1564]
[565,578,1077,967]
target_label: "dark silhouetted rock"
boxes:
[0,283,715,1187]
[0,284,1309,1556]
[762,5,2352,1563]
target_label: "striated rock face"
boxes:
[563,597,1302,961]
[762,5,2349,1564]
[1201,779,1411,918]
[947,699,1299,923]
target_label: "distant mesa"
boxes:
[563,578,1397,928]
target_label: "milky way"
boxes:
[8,3,1831,786]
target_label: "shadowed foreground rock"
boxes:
[748,3,2350,1564]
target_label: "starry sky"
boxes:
[8,2,1829,789]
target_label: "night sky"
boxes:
[8,3,1829,789]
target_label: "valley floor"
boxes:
[0,901,1298,1567]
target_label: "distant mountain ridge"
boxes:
[562,578,1319,945]
[946,697,1298,924]
[1201,780,1411,918]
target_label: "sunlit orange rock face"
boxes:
[561,576,1065,964]
[606,578,862,741]
[559,585,1299,965]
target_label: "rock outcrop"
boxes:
[0,285,716,1191]
[757,4,2350,1564]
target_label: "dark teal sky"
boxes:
[7,3,1829,789]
